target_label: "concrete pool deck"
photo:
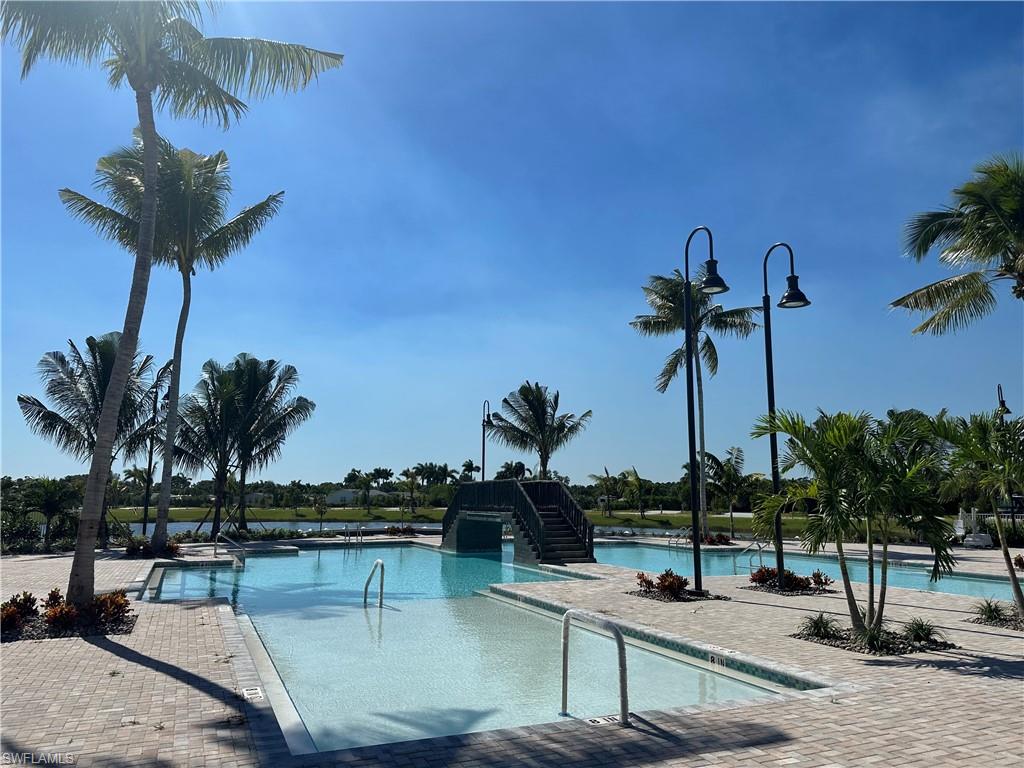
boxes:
[1,538,1021,767]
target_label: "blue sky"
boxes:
[2,2,1022,485]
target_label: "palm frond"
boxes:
[196,36,343,100]
[891,271,998,335]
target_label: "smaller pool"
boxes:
[595,543,1014,601]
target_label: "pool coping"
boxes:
[594,537,1016,585]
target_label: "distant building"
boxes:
[326,488,395,506]
[245,492,274,507]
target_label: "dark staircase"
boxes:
[442,480,595,565]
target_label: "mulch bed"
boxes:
[1,614,137,643]
[628,589,731,603]
[792,628,957,656]
[966,615,1024,632]
[740,585,838,597]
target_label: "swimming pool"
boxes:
[594,543,1014,601]
[148,544,775,752]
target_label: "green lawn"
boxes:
[584,511,809,536]
[107,506,447,524]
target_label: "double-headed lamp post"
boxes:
[481,400,493,481]
[761,243,811,590]
[683,226,730,593]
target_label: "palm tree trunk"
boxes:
[865,515,875,628]
[152,269,192,551]
[872,530,890,630]
[728,501,735,539]
[43,516,52,551]
[835,536,866,632]
[237,468,248,531]
[141,446,154,537]
[990,498,1024,617]
[694,346,709,538]
[211,473,225,539]
[67,88,160,608]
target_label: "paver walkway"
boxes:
[1,541,1021,767]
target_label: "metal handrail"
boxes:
[214,532,246,564]
[344,524,364,544]
[363,559,385,608]
[738,539,768,571]
[668,527,692,547]
[560,609,630,727]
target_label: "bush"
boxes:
[160,540,181,557]
[91,590,131,624]
[124,537,155,558]
[811,570,835,589]
[750,566,812,591]
[5,592,38,617]
[44,603,78,631]
[655,569,689,599]
[799,612,841,639]
[0,511,41,554]
[43,588,64,609]
[974,598,1009,623]
[1014,554,1024,571]
[636,572,656,592]
[903,617,943,644]
[171,530,211,544]
[1,604,25,633]
[852,623,891,653]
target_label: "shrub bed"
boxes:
[1,588,137,643]
[965,599,1024,631]
[629,569,730,603]
[741,566,836,596]
[792,612,957,655]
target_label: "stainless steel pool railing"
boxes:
[214,532,246,566]
[344,525,364,545]
[667,527,692,547]
[739,539,768,571]
[560,609,630,727]
[363,559,385,608]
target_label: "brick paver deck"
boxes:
[1,539,1021,767]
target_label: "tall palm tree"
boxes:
[124,360,171,536]
[18,333,166,545]
[631,268,759,535]
[399,469,420,515]
[892,154,1024,335]
[460,459,480,482]
[495,461,532,481]
[230,354,315,529]
[487,381,591,480]
[618,467,649,519]
[3,1,342,606]
[174,360,239,539]
[59,136,284,549]
[935,412,1024,616]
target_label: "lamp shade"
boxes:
[699,257,729,295]
[778,274,811,308]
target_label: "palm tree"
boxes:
[399,469,420,515]
[124,360,171,536]
[708,447,764,539]
[174,360,239,539]
[354,471,375,513]
[59,136,284,549]
[892,154,1024,335]
[28,478,81,550]
[228,354,315,530]
[935,412,1024,616]
[3,1,342,606]
[460,459,481,482]
[372,467,394,487]
[487,381,592,480]
[494,461,532,481]
[587,467,620,514]
[618,467,649,519]
[631,269,759,535]
[17,333,165,546]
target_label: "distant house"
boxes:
[245,492,274,507]
[326,488,394,506]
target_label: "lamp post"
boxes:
[761,242,811,590]
[683,226,730,593]
[996,384,1011,426]
[481,400,493,481]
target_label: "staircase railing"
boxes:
[443,480,546,556]
[522,481,594,559]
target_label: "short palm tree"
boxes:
[935,412,1024,616]
[217,356,314,532]
[3,0,342,606]
[892,154,1024,334]
[631,269,759,535]
[59,135,284,549]
[28,478,81,550]
[708,447,764,539]
[587,467,620,514]
[460,459,481,482]
[17,333,167,546]
[399,469,420,514]
[618,467,649,518]
[495,461,532,481]
[174,360,239,538]
[487,382,592,480]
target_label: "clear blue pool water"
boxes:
[150,544,773,751]
[594,543,1014,601]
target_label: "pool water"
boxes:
[594,543,1014,601]
[150,544,773,751]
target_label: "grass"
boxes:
[584,511,809,536]
[107,506,447,524]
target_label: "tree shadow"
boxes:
[0,736,178,768]
[83,635,245,712]
[863,649,1024,679]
